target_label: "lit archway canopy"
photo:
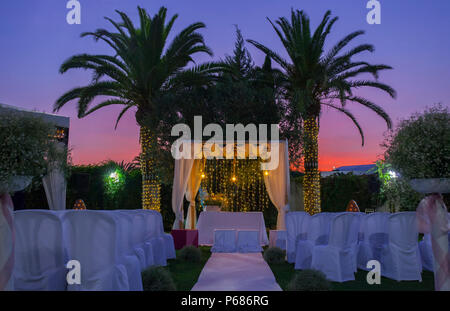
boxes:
[171,140,290,230]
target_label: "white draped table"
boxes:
[197,211,269,246]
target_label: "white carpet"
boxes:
[191,253,282,291]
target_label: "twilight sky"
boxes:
[0,0,449,171]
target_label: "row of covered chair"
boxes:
[13,209,175,291]
[286,212,425,282]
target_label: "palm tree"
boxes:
[248,10,396,214]
[54,6,218,210]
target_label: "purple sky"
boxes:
[0,0,449,170]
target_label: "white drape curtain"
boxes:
[263,140,290,230]
[43,166,66,211]
[185,160,204,229]
[171,157,195,229]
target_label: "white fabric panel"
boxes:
[263,140,290,230]
[357,212,389,271]
[311,214,359,282]
[197,211,268,246]
[285,212,310,263]
[211,229,237,253]
[381,212,422,281]
[61,210,129,290]
[172,157,195,229]
[185,160,204,229]
[42,166,66,210]
[294,213,332,269]
[236,230,262,253]
[13,210,67,290]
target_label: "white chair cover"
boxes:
[419,234,434,271]
[381,212,422,281]
[357,212,389,271]
[197,211,268,246]
[205,206,221,212]
[311,213,359,282]
[294,213,331,269]
[112,210,149,270]
[142,209,176,260]
[13,210,67,290]
[211,229,237,253]
[285,212,310,263]
[61,210,129,290]
[269,230,287,250]
[129,211,165,267]
[236,230,262,253]
[109,211,144,291]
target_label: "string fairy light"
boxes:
[303,118,321,215]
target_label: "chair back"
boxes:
[388,212,419,250]
[14,210,65,277]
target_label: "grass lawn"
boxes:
[166,246,212,291]
[268,261,435,291]
[165,245,433,291]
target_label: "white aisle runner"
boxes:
[191,253,282,291]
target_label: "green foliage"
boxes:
[320,174,373,212]
[381,177,423,212]
[178,246,202,263]
[371,160,423,212]
[104,169,125,197]
[287,269,331,291]
[383,104,450,179]
[263,247,286,264]
[0,111,66,192]
[141,267,176,291]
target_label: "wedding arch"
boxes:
[171,140,290,230]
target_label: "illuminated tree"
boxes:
[54,7,218,210]
[248,10,396,214]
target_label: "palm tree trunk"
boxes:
[303,117,321,215]
[140,126,161,211]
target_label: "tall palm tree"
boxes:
[54,6,218,210]
[248,10,396,214]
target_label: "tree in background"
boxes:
[248,10,396,214]
[54,7,218,210]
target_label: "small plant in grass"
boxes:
[141,267,176,291]
[178,245,202,263]
[263,247,285,264]
[287,269,331,291]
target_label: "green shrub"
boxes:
[287,270,331,291]
[263,247,286,264]
[320,173,374,212]
[383,104,450,179]
[141,267,176,291]
[178,246,202,263]
[0,110,67,191]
